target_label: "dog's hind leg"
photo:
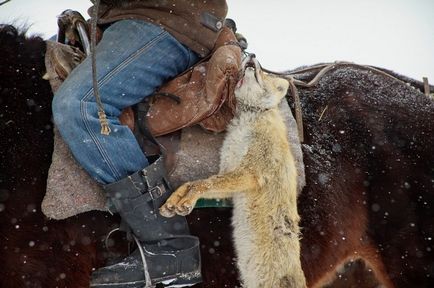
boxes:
[232,199,306,288]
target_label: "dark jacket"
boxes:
[89,0,228,57]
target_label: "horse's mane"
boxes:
[0,24,46,86]
[0,23,53,168]
[0,26,104,288]
[0,24,49,106]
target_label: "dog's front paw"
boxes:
[159,182,191,217]
[159,181,203,217]
[159,202,177,218]
[174,196,197,216]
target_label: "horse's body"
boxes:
[292,64,434,287]
[1,26,433,288]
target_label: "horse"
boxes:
[1,24,433,288]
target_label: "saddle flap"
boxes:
[145,63,208,136]
[145,27,241,136]
[199,41,240,132]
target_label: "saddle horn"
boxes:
[56,9,91,56]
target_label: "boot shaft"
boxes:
[104,158,190,241]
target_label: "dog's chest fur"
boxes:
[219,111,258,173]
[219,110,260,273]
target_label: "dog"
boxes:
[160,54,307,288]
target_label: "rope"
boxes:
[287,78,304,142]
[91,0,111,135]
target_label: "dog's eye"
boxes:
[277,86,284,92]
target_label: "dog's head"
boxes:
[235,54,289,110]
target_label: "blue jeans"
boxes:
[52,20,199,184]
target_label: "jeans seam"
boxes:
[80,31,169,181]
[92,30,169,94]
[81,101,120,180]
[187,48,192,67]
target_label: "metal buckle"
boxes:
[149,184,164,200]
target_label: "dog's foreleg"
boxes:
[160,170,257,217]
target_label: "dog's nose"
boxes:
[249,53,256,59]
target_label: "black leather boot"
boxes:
[90,158,202,288]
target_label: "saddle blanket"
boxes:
[42,101,305,219]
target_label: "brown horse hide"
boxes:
[1,25,433,288]
[289,65,434,287]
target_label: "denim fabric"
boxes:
[52,19,199,184]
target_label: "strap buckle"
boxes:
[140,157,169,201]
[149,184,165,200]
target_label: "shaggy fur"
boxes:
[160,55,307,288]
[1,25,433,288]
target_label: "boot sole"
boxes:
[161,274,202,287]
[90,273,202,288]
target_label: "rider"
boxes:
[52,1,228,287]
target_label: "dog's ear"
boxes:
[272,77,289,100]
[260,74,290,108]
[263,76,289,107]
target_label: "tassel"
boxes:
[91,0,111,136]
[98,111,111,135]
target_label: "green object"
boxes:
[194,198,233,208]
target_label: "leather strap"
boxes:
[104,157,170,203]
[141,157,171,201]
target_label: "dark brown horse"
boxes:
[1,25,433,288]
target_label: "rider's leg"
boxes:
[52,19,201,287]
[53,19,199,184]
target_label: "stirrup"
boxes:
[103,224,137,256]
[104,227,120,252]
[132,234,152,288]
